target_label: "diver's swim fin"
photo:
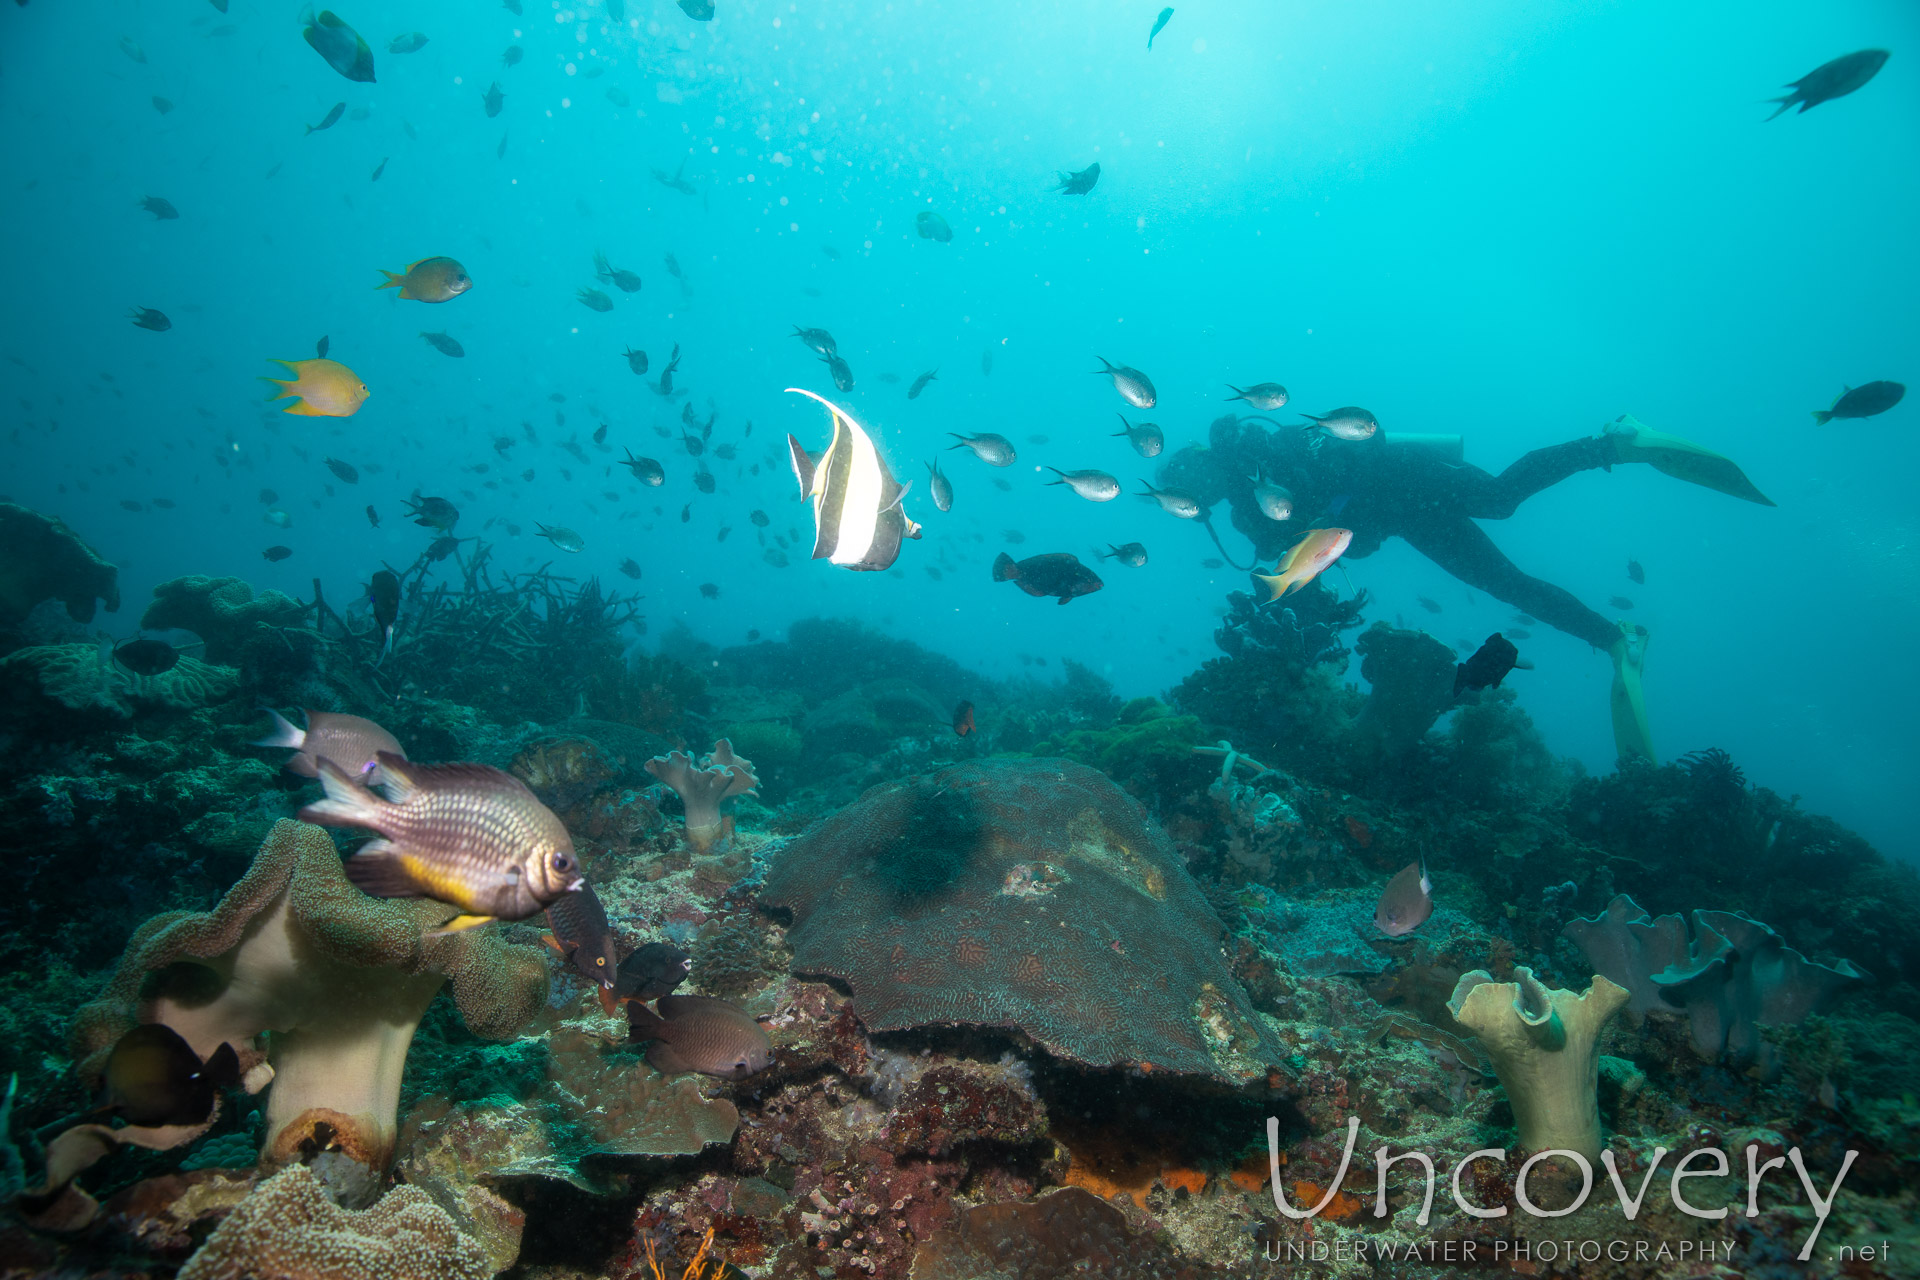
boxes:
[1604,414,1775,506]
[1608,621,1654,765]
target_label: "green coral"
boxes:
[141,575,305,664]
[1033,700,1208,796]
[0,643,241,719]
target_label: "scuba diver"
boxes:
[1169,412,1775,764]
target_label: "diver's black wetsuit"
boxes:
[1201,417,1619,650]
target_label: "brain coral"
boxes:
[761,757,1281,1081]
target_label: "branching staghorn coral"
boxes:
[645,738,759,851]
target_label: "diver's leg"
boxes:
[1400,518,1655,762]
[1466,437,1615,519]
[1401,518,1617,649]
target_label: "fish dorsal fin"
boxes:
[373,751,419,801]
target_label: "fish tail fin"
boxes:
[627,1000,672,1044]
[992,552,1018,582]
[1134,482,1158,498]
[1764,95,1795,121]
[250,707,305,749]
[343,845,429,900]
[1810,409,1833,425]
[298,758,389,829]
[375,270,405,291]
[1255,571,1296,604]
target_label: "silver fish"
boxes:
[947,432,1017,466]
[925,458,954,512]
[1253,472,1294,521]
[1112,414,1163,458]
[254,707,405,780]
[299,755,583,930]
[1226,382,1289,411]
[1043,467,1120,502]
[536,523,585,552]
[1301,406,1379,442]
[1137,481,1201,519]
[1096,356,1156,408]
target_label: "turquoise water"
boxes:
[2,0,1914,856]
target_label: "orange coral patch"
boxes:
[1290,1180,1362,1221]
[1230,1148,1275,1193]
[1058,1125,1209,1208]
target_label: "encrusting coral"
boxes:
[0,641,240,718]
[69,819,547,1180]
[1563,894,1868,1067]
[140,574,305,663]
[1446,966,1628,1162]
[0,501,120,626]
[175,1163,491,1280]
[762,756,1282,1081]
[645,738,758,852]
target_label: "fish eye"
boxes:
[595,956,606,967]
[552,852,573,871]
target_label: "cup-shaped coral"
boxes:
[644,739,758,852]
[1446,966,1629,1163]
[70,819,547,1181]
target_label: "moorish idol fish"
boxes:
[785,387,921,571]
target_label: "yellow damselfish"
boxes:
[261,357,369,418]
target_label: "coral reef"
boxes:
[69,819,546,1181]
[175,1164,491,1280]
[1446,966,1629,1161]
[1564,894,1869,1067]
[0,641,240,720]
[140,575,306,664]
[762,757,1282,1080]
[646,739,759,852]
[1349,622,1457,759]
[0,501,120,627]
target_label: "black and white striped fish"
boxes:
[785,387,921,571]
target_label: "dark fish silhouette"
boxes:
[993,551,1103,605]
[614,941,691,1004]
[140,196,179,220]
[916,210,952,242]
[421,330,465,357]
[1766,49,1889,120]
[1454,633,1520,697]
[1055,162,1100,195]
[263,545,293,562]
[483,81,504,118]
[1112,414,1164,457]
[623,346,649,374]
[368,569,401,652]
[678,0,715,19]
[545,885,619,1003]
[113,635,181,676]
[101,1025,239,1128]
[792,325,837,356]
[302,9,376,84]
[1148,6,1173,49]
[1627,559,1644,585]
[1812,380,1904,424]
[908,369,938,399]
[822,353,855,391]
[128,307,171,332]
[306,102,346,135]
[1098,542,1148,567]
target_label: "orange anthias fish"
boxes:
[1255,527,1352,603]
[375,256,472,303]
[953,700,975,737]
[261,357,369,417]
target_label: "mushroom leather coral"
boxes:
[761,757,1282,1081]
[1564,894,1868,1065]
[0,501,120,625]
[70,819,547,1171]
[1446,966,1629,1162]
[176,1164,491,1280]
[646,738,758,851]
